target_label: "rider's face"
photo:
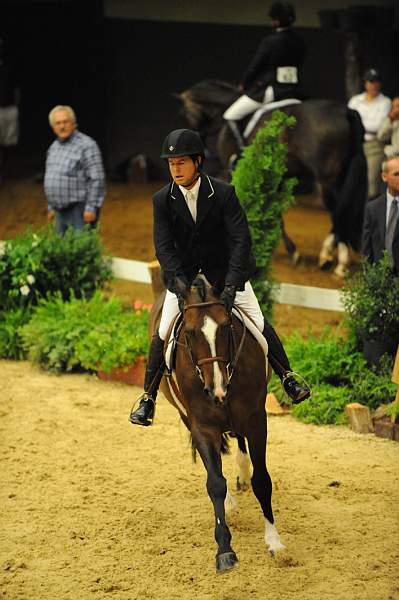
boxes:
[365,80,381,98]
[168,156,200,188]
[382,158,399,196]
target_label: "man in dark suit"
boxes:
[129,129,310,426]
[362,156,399,273]
[223,1,306,150]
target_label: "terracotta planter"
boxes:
[97,356,146,387]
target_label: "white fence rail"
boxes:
[112,257,345,312]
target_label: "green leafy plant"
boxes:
[341,253,399,346]
[20,292,150,373]
[0,307,32,360]
[386,400,399,422]
[268,329,396,424]
[0,226,113,313]
[232,111,297,318]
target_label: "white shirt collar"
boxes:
[178,176,201,201]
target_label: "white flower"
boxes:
[27,274,35,285]
[0,241,6,257]
[20,285,30,296]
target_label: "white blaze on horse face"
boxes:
[201,315,226,401]
[264,519,286,555]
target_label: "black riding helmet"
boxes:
[160,128,205,159]
[268,1,296,26]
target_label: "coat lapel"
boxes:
[376,195,387,239]
[169,182,194,227]
[196,175,215,226]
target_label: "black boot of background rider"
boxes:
[128,331,165,426]
[262,321,311,404]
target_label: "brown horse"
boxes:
[150,277,285,573]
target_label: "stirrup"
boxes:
[128,393,156,426]
[282,371,311,403]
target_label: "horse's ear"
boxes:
[174,276,189,297]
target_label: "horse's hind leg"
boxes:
[319,232,337,270]
[235,435,251,492]
[282,220,301,265]
[246,413,285,556]
[192,428,239,573]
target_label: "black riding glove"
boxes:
[220,285,237,314]
[177,293,185,313]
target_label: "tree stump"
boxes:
[345,403,373,434]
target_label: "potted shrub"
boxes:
[20,293,150,383]
[341,253,399,368]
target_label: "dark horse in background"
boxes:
[178,80,368,277]
[150,277,284,573]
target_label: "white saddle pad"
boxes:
[244,98,302,139]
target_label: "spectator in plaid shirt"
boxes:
[44,105,105,235]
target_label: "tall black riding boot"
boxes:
[262,321,311,404]
[128,331,165,426]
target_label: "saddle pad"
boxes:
[164,308,268,372]
[244,98,301,139]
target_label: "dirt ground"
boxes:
[1,360,398,600]
[2,181,398,599]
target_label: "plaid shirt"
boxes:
[44,130,105,212]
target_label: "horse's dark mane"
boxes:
[189,79,238,108]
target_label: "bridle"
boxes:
[181,300,247,386]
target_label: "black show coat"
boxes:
[152,174,257,293]
[361,194,399,273]
[242,28,306,102]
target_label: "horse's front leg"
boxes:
[246,412,285,556]
[192,427,239,573]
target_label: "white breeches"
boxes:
[158,281,264,340]
[223,87,275,121]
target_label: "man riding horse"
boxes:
[223,1,306,153]
[129,128,310,427]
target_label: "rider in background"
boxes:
[223,1,306,152]
[128,129,311,427]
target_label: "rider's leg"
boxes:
[223,95,262,150]
[128,291,179,426]
[234,283,311,403]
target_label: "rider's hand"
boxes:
[83,210,96,223]
[220,285,236,314]
[177,293,185,313]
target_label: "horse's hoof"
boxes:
[291,250,302,265]
[333,264,348,278]
[319,258,333,271]
[216,551,239,573]
[236,476,250,492]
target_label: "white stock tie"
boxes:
[185,190,197,222]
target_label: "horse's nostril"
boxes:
[204,387,210,397]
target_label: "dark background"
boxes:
[1,0,398,179]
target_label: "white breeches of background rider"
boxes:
[223,86,275,121]
[158,281,264,340]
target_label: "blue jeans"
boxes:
[55,203,99,236]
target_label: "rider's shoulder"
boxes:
[205,174,234,195]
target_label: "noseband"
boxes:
[183,301,246,385]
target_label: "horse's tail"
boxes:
[331,108,368,250]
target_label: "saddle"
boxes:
[243,98,302,140]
